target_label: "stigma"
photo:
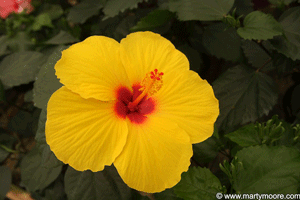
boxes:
[128,69,164,111]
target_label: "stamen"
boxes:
[128,69,163,111]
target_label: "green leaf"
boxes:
[291,84,300,116]
[276,121,295,146]
[226,115,286,147]
[33,46,66,110]
[45,30,79,44]
[44,176,66,200]
[177,44,203,73]
[173,167,223,200]
[168,0,234,21]
[241,40,274,71]
[64,166,132,200]
[272,51,297,73]
[8,108,41,137]
[6,32,33,52]
[131,9,175,31]
[154,189,183,200]
[279,7,300,46]
[21,146,62,192]
[42,4,64,20]
[35,109,63,168]
[282,0,295,5]
[268,0,295,6]
[24,90,33,102]
[112,15,137,41]
[41,145,64,168]
[103,0,144,19]
[67,0,104,24]
[0,133,16,162]
[0,148,9,163]
[0,51,46,88]
[226,123,261,147]
[188,24,207,54]
[0,166,11,200]
[130,191,149,200]
[237,11,283,40]
[0,80,4,102]
[0,36,10,56]
[31,13,53,31]
[0,134,16,149]
[193,136,220,164]
[233,145,300,194]
[233,0,253,16]
[213,65,278,131]
[270,36,300,61]
[35,110,47,149]
[202,23,242,62]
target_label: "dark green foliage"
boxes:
[0,80,4,102]
[103,0,144,19]
[20,146,62,192]
[225,115,292,147]
[270,7,300,60]
[173,167,224,200]
[242,40,274,71]
[0,166,11,200]
[154,188,183,200]
[237,11,283,40]
[35,109,63,168]
[193,136,220,164]
[64,166,133,200]
[31,13,54,31]
[67,0,105,24]
[233,0,253,16]
[233,145,300,194]
[168,0,235,21]
[45,30,79,44]
[131,10,175,31]
[213,65,278,131]
[0,36,10,56]
[43,176,66,200]
[33,46,66,110]
[0,51,46,88]
[0,133,16,162]
[202,23,242,61]
[177,44,203,73]
[8,107,41,137]
[1,0,300,199]
[40,4,64,20]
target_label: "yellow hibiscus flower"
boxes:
[45,31,219,193]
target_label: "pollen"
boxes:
[140,69,164,96]
[128,69,164,111]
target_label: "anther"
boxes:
[128,69,164,110]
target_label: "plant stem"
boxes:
[256,58,272,72]
[0,144,18,153]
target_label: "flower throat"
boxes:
[114,69,164,124]
[128,69,164,111]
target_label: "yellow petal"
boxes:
[46,86,128,172]
[155,70,219,144]
[114,116,193,193]
[120,31,189,84]
[55,36,130,101]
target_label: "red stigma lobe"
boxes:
[114,85,156,124]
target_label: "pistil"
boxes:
[128,69,163,111]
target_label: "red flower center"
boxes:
[114,84,156,124]
[114,69,163,124]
